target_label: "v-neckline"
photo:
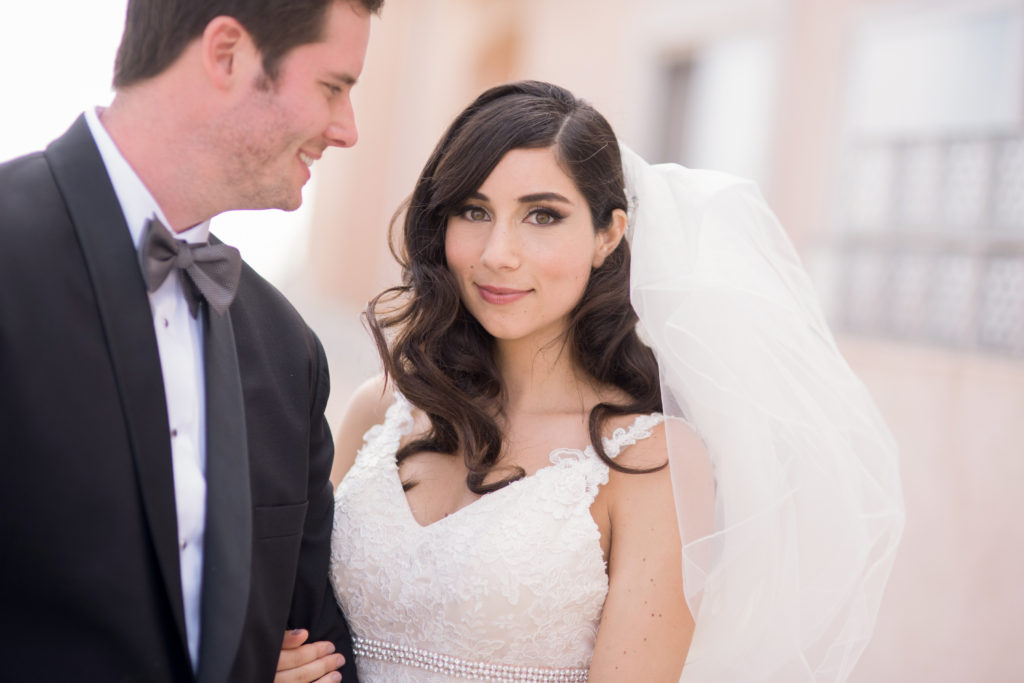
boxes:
[380,393,662,531]
[393,453,578,531]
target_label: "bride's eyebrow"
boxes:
[518,192,572,204]
[464,191,573,205]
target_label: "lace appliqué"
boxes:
[547,412,665,504]
[330,394,664,682]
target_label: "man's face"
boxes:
[220,1,371,211]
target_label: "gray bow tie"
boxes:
[138,217,242,317]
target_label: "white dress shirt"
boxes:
[85,107,209,669]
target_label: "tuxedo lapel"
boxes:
[197,305,252,683]
[45,116,190,657]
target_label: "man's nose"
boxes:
[325,99,358,148]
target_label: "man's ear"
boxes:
[593,208,627,268]
[200,16,258,90]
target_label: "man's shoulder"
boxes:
[1,118,99,237]
[0,147,45,171]
[232,260,321,353]
[0,149,54,197]
[230,261,331,402]
[0,150,68,253]
[0,115,89,189]
[236,259,302,321]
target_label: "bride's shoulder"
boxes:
[331,374,395,484]
[603,412,705,472]
[347,374,396,425]
[600,414,708,539]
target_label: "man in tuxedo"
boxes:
[0,1,381,680]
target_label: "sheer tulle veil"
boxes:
[620,145,905,682]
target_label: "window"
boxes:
[829,0,1024,356]
[656,35,779,187]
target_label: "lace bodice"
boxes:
[330,394,663,682]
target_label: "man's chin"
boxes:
[276,196,304,212]
[232,181,305,213]
[279,180,308,211]
[263,188,304,212]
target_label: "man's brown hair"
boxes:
[113,0,383,88]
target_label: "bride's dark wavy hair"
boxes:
[367,80,663,494]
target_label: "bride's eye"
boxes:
[527,208,564,226]
[457,206,489,222]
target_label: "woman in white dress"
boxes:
[329,80,694,681]
[277,81,903,683]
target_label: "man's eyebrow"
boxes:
[327,71,358,87]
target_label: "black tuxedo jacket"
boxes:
[0,117,358,682]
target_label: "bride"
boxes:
[277,81,903,682]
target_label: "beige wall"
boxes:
[290,0,1024,678]
[840,337,1024,681]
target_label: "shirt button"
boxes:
[171,428,179,438]
[162,318,169,328]
[181,540,188,550]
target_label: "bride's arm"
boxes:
[587,424,700,682]
[329,374,392,487]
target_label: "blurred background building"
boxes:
[3,0,1022,679]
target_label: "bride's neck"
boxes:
[496,336,594,415]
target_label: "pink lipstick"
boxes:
[476,284,531,305]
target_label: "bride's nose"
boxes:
[480,221,521,271]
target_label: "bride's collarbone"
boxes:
[398,407,660,489]
[396,407,659,528]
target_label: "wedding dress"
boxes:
[330,392,665,682]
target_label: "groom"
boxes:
[0,0,380,680]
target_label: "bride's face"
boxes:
[445,146,621,348]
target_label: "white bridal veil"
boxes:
[621,145,905,682]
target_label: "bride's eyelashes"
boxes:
[453,204,490,222]
[451,204,566,226]
[524,206,565,226]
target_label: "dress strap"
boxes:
[547,412,665,469]
[359,391,415,463]
[601,413,664,460]
[384,391,414,431]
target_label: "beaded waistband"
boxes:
[352,636,589,682]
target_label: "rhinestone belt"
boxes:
[352,636,589,682]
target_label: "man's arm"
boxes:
[286,332,360,682]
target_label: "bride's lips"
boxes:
[475,284,532,305]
